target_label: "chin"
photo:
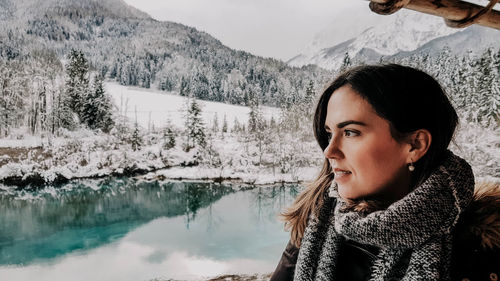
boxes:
[337,184,361,200]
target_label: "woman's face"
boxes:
[324,85,411,202]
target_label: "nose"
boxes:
[324,135,343,160]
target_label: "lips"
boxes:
[333,168,351,176]
[333,168,352,182]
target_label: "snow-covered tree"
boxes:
[304,80,315,105]
[232,117,241,133]
[130,121,142,151]
[0,67,15,137]
[248,98,264,133]
[179,76,190,97]
[55,88,77,132]
[184,96,206,151]
[475,48,498,126]
[81,75,114,132]
[212,112,219,133]
[222,114,228,133]
[163,128,176,150]
[162,118,176,150]
[489,49,500,126]
[65,49,90,121]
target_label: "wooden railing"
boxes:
[368,0,500,30]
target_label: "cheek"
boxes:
[354,139,405,182]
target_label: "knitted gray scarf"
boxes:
[293,151,475,281]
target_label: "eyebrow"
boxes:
[324,120,367,130]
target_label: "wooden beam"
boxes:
[369,0,500,30]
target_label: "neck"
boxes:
[351,170,412,212]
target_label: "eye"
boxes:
[344,129,360,137]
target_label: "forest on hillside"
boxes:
[0,45,498,186]
[0,0,498,186]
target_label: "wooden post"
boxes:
[369,0,500,30]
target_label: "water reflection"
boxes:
[0,179,235,265]
[249,185,300,222]
[0,179,300,280]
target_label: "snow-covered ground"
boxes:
[0,127,321,188]
[0,83,498,188]
[106,82,280,129]
[0,83,322,187]
[0,134,45,148]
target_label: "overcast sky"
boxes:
[122,0,373,61]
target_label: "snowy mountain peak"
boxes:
[288,8,459,70]
[354,9,458,56]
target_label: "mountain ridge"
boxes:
[287,8,500,70]
[2,0,150,20]
[0,0,331,108]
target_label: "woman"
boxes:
[271,64,499,281]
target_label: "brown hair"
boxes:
[282,160,332,246]
[281,64,458,247]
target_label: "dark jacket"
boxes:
[270,182,500,281]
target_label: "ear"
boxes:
[407,129,432,163]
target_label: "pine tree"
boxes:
[476,48,496,126]
[449,55,470,121]
[269,116,277,129]
[131,121,142,151]
[180,76,190,96]
[222,114,228,133]
[465,50,481,123]
[304,80,315,105]
[162,117,176,150]
[58,89,77,131]
[232,117,240,133]
[212,112,219,133]
[248,98,263,133]
[82,75,114,132]
[296,80,316,130]
[163,127,176,150]
[184,96,206,150]
[434,46,453,87]
[192,71,210,100]
[65,49,90,122]
[486,48,500,126]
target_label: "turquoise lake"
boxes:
[0,179,300,281]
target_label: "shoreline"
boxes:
[0,129,322,189]
[1,153,498,189]
[0,162,318,189]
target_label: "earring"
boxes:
[408,161,415,172]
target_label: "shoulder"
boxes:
[451,182,500,281]
[270,240,299,281]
